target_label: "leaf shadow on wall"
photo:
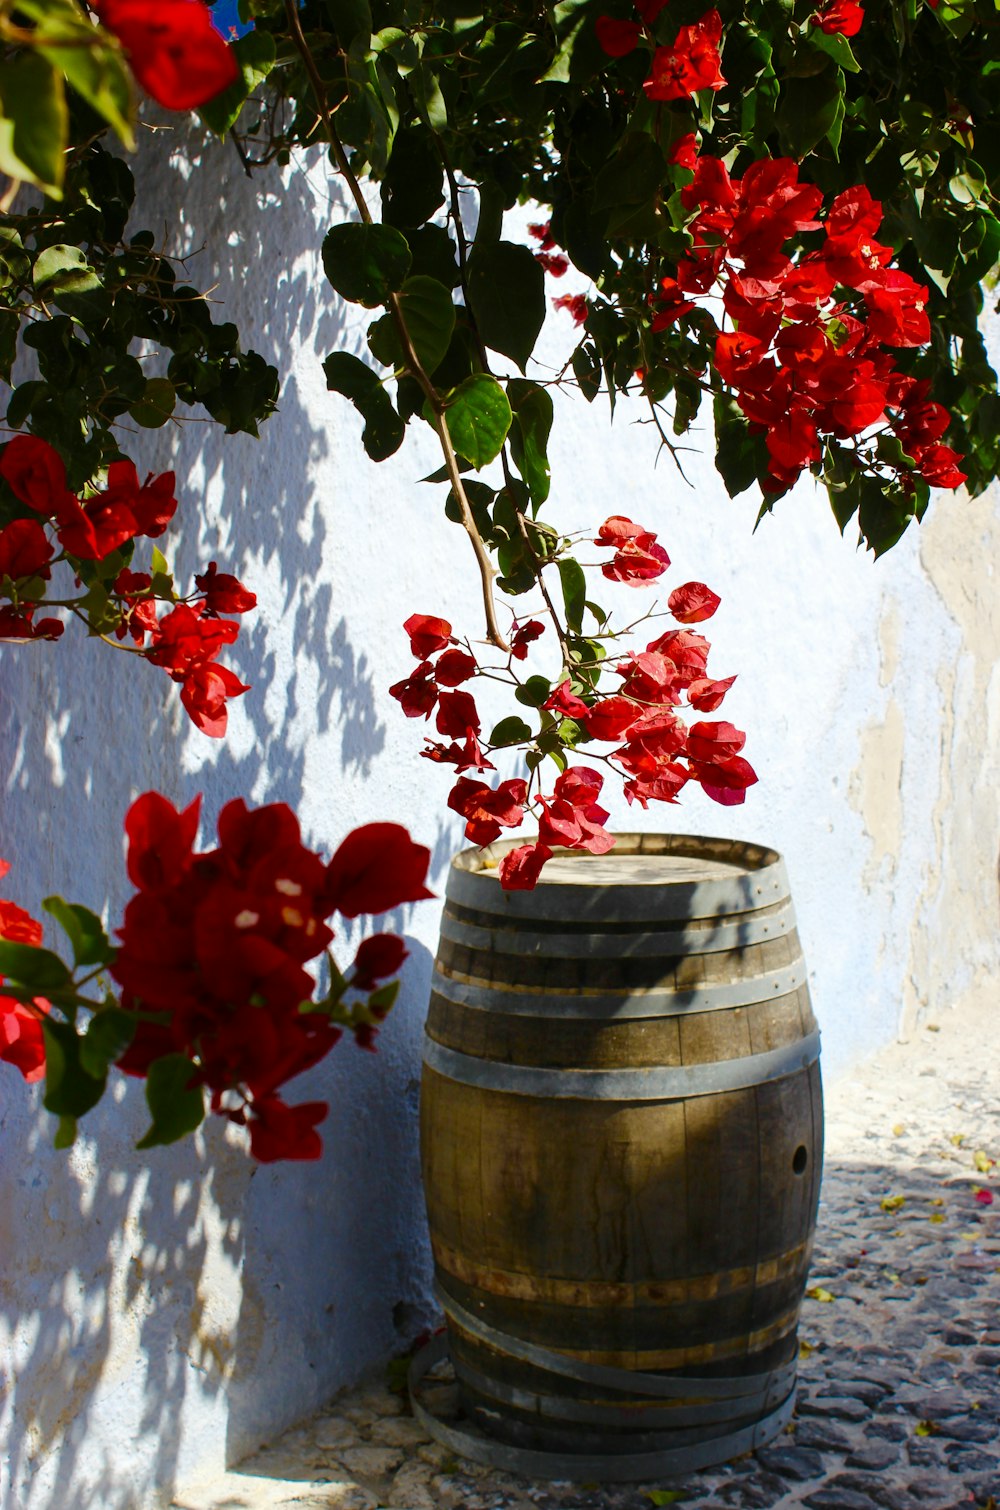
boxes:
[0,126,445,1505]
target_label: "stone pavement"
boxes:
[175,991,999,1510]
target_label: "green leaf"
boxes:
[396,276,455,376]
[136,1053,205,1149]
[593,134,666,211]
[42,896,115,968]
[557,557,586,634]
[645,1492,686,1506]
[325,0,373,52]
[0,228,29,290]
[466,241,545,373]
[79,1007,135,1079]
[33,245,101,299]
[777,68,844,161]
[489,716,532,745]
[0,940,72,993]
[323,350,405,461]
[382,126,445,229]
[514,674,551,708]
[0,54,67,197]
[367,978,400,1014]
[199,30,276,137]
[54,1115,77,1149]
[507,379,553,505]
[321,222,411,307]
[713,393,767,498]
[42,1018,106,1120]
[129,378,176,430]
[442,375,512,467]
[807,29,860,73]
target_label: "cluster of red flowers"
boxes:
[92,0,238,112]
[392,528,750,889]
[0,435,256,736]
[0,863,48,1084]
[658,158,965,496]
[596,2,726,98]
[112,792,431,1160]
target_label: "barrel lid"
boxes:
[446,833,791,923]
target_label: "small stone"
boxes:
[803,1488,876,1510]
[385,1461,438,1509]
[314,1417,361,1450]
[820,1471,914,1510]
[335,1445,405,1480]
[942,1444,1000,1474]
[368,1414,431,1448]
[754,1445,825,1481]
[845,1442,901,1470]
[864,1419,908,1443]
[792,1419,852,1452]
[935,1416,999,1443]
[797,1396,872,1424]
[716,1470,790,1507]
[816,1380,889,1408]
[357,1387,405,1417]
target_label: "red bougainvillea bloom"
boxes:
[403,613,453,659]
[448,777,529,845]
[537,767,615,855]
[668,581,721,624]
[689,754,758,805]
[535,251,569,278]
[389,662,438,719]
[325,823,433,918]
[0,606,64,640]
[146,602,248,735]
[543,680,589,719]
[812,0,864,33]
[669,132,699,170]
[433,648,477,686]
[435,688,480,738]
[0,869,48,1083]
[595,516,670,585]
[351,933,408,991]
[195,561,257,615]
[644,11,725,101]
[94,0,239,111]
[248,1096,327,1162]
[595,15,643,56]
[553,293,589,326]
[125,790,201,892]
[0,435,73,514]
[687,674,736,711]
[181,662,250,738]
[0,519,53,582]
[583,695,642,742]
[511,619,546,660]
[497,841,553,891]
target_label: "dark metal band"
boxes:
[408,1331,797,1484]
[439,900,798,957]
[430,960,806,1020]
[423,1029,821,1100]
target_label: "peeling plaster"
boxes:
[848,694,904,887]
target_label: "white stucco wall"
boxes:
[1,122,997,1507]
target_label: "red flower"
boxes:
[686,719,746,763]
[0,435,73,514]
[917,445,966,490]
[812,0,864,33]
[537,767,615,855]
[687,674,736,711]
[511,619,546,660]
[448,777,528,845]
[195,561,257,614]
[535,251,570,278]
[583,695,642,742]
[180,662,250,738]
[248,1096,327,1162]
[125,791,201,892]
[0,519,53,581]
[668,581,720,624]
[595,15,643,56]
[94,0,240,111]
[497,841,553,891]
[553,293,589,326]
[0,606,64,640]
[669,132,698,170]
[644,11,725,101]
[689,753,758,805]
[389,662,438,719]
[351,933,408,992]
[435,688,480,738]
[595,515,670,585]
[403,612,453,659]
[325,823,433,918]
[0,870,48,1083]
[543,680,589,719]
[433,648,477,686]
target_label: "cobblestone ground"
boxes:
[175,992,999,1510]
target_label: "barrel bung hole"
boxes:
[792,1145,808,1175]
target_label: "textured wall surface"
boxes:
[1,125,997,1508]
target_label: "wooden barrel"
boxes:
[418,833,823,1479]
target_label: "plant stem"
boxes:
[283,0,508,650]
